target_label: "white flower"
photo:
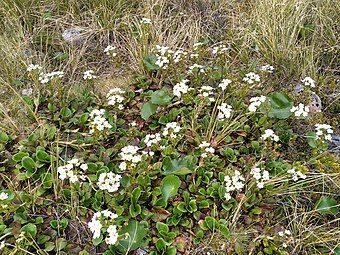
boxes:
[278,231,284,237]
[107,87,125,109]
[282,243,287,248]
[22,88,33,96]
[251,167,270,189]
[315,124,333,141]
[27,64,42,72]
[243,72,260,84]
[120,146,142,164]
[212,45,229,55]
[224,170,245,201]
[0,192,8,200]
[105,224,119,245]
[144,133,161,147]
[88,217,102,239]
[290,103,309,118]
[248,96,266,112]
[89,109,112,134]
[217,103,232,120]
[301,77,316,88]
[172,49,187,63]
[193,42,204,49]
[162,122,181,138]
[141,18,151,24]
[259,64,274,73]
[83,70,97,80]
[218,79,232,91]
[80,163,88,171]
[199,86,215,102]
[261,129,279,142]
[173,79,190,98]
[119,162,127,171]
[0,240,5,250]
[155,55,169,69]
[287,168,306,181]
[97,172,122,193]
[39,71,64,84]
[104,45,117,57]
[199,141,215,157]
[188,64,205,74]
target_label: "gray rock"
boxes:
[62,27,87,45]
[294,83,304,93]
[135,248,149,255]
[308,93,322,111]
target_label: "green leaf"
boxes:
[156,222,169,233]
[41,173,53,189]
[21,223,37,237]
[151,90,173,105]
[36,150,51,162]
[219,224,230,237]
[204,216,217,230]
[118,221,148,252]
[21,156,36,173]
[156,238,166,252]
[268,92,293,119]
[141,101,157,120]
[161,175,181,203]
[12,151,29,162]
[306,131,317,148]
[0,131,9,143]
[44,242,55,252]
[316,196,339,215]
[60,107,72,119]
[143,54,159,71]
[162,156,195,175]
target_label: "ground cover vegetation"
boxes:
[0,0,339,254]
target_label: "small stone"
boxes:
[62,27,87,45]
[294,83,304,93]
[308,93,322,112]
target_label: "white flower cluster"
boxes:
[261,129,279,142]
[57,159,87,183]
[218,79,232,91]
[83,70,97,80]
[290,103,309,117]
[144,133,161,147]
[27,64,42,72]
[278,229,291,237]
[97,172,122,193]
[39,71,64,84]
[173,79,190,98]
[88,210,118,245]
[104,45,117,57]
[250,167,270,189]
[224,170,245,201]
[212,44,228,55]
[315,124,333,141]
[260,64,274,73]
[107,87,125,109]
[172,49,187,63]
[199,141,215,158]
[89,109,112,134]
[243,72,260,84]
[199,86,215,102]
[193,42,204,50]
[188,64,205,74]
[217,103,232,120]
[248,96,266,112]
[162,122,181,139]
[22,88,33,96]
[155,45,170,69]
[0,192,8,200]
[287,168,306,181]
[120,146,142,164]
[301,77,316,88]
[141,18,151,24]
